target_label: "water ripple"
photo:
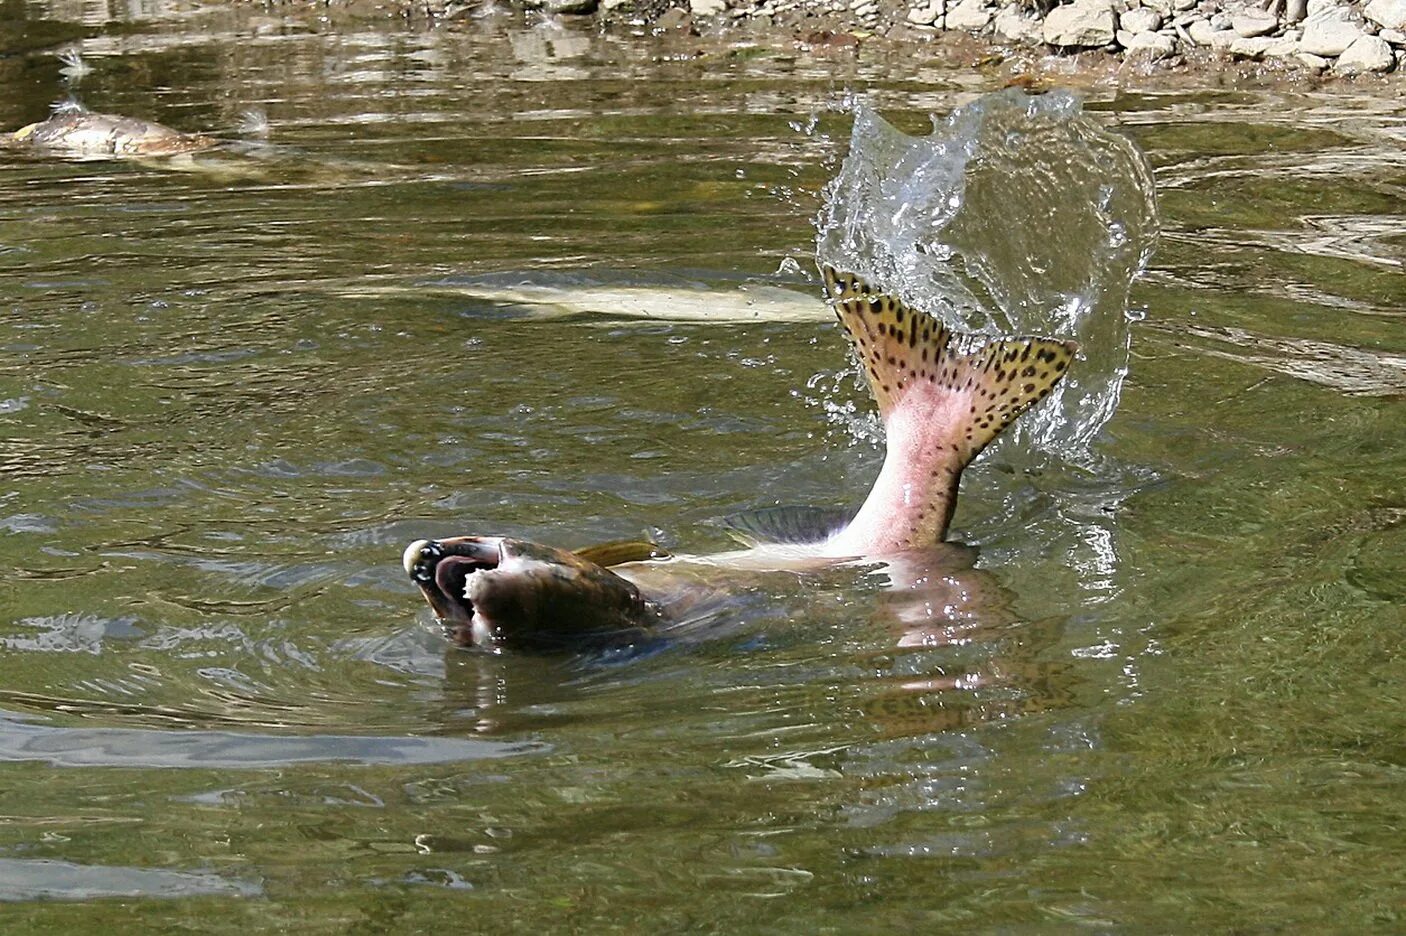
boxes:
[0,714,549,769]
[0,858,259,903]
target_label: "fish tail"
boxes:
[822,264,1075,468]
[820,265,1076,550]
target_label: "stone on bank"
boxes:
[1335,32,1396,69]
[578,0,1401,80]
[1365,0,1406,28]
[1299,5,1369,56]
[1042,0,1117,47]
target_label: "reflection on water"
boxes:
[0,714,547,768]
[1,2,1404,929]
[0,858,259,902]
[1159,320,1406,396]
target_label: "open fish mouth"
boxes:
[402,536,501,630]
[403,534,661,650]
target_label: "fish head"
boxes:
[403,535,660,651]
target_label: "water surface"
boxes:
[1,8,1403,931]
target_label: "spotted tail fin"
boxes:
[821,265,1076,468]
[819,265,1077,552]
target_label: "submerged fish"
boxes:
[419,277,826,323]
[403,265,1076,651]
[3,103,218,159]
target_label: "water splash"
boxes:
[816,90,1159,463]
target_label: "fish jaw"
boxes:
[403,535,661,650]
[403,536,500,645]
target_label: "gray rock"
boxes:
[1044,0,1118,45]
[1188,17,1238,47]
[907,0,944,25]
[1364,0,1406,29]
[1173,0,1198,10]
[1211,26,1240,48]
[1120,28,1178,51]
[1120,7,1163,32]
[1232,9,1279,36]
[1140,0,1174,13]
[655,6,693,27]
[689,0,726,14]
[1284,0,1307,21]
[543,0,598,11]
[1335,32,1396,70]
[1229,34,1276,54]
[1380,26,1406,42]
[1209,10,1232,28]
[1300,6,1367,55]
[1262,35,1303,55]
[946,0,993,31]
[993,5,1043,40]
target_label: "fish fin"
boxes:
[574,540,670,567]
[944,334,1078,464]
[719,506,854,546]
[823,266,1076,465]
[821,264,880,302]
[829,283,956,421]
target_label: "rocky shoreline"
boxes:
[422,0,1406,78]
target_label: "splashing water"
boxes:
[816,90,1159,463]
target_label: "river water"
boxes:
[1,6,1403,930]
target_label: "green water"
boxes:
[2,8,1404,931]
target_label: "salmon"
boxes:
[4,104,218,159]
[404,265,1076,650]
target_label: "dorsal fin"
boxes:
[719,506,854,547]
[820,265,1076,467]
[574,540,670,567]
